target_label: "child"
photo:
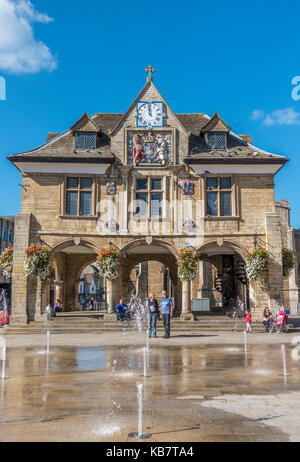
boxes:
[245,310,252,333]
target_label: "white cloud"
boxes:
[263,108,300,126]
[251,107,300,126]
[0,0,57,74]
[250,109,265,121]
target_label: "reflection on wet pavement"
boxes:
[0,343,299,441]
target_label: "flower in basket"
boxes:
[95,244,120,280]
[282,247,296,278]
[24,244,52,280]
[177,247,201,281]
[245,247,269,282]
[0,247,13,279]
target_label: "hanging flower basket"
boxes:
[95,245,120,280]
[0,247,13,279]
[245,248,269,282]
[282,247,295,278]
[177,247,201,281]
[24,244,52,280]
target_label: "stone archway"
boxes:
[107,238,182,316]
[50,239,98,312]
[196,240,249,312]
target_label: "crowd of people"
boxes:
[39,294,291,336]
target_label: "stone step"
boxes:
[3,327,272,334]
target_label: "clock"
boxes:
[136,101,164,127]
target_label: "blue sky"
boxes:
[1,0,300,226]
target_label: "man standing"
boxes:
[148,293,159,338]
[159,290,173,339]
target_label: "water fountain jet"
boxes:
[128,383,151,439]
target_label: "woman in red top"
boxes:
[245,310,252,333]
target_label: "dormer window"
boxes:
[206,132,227,150]
[75,132,96,150]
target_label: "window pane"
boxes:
[75,132,85,149]
[220,192,231,216]
[80,192,92,215]
[151,193,162,217]
[151,179,162,190]
[67,177,78,189]
[81,178,92,189]
[207,192,218,216]
[220,177,231,189]
[135,193,148,217]
[136,179,148,190]
[207,178,217,190]
[66,191,78,215]
[207,132,226,149]
[85,132,96,149]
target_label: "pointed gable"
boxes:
[109,78,189,136]
[201,112,231,133]
[70,112,99,133]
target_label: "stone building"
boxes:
[0,216,15,300]
[8,68,300,324]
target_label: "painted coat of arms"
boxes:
[128,132,171,166]
[105,182,117,196]
[182,218,196,233]
[182,180,194,196]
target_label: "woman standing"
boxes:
[148,294,159,338]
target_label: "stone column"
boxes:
[11,214,31,325]
[181,279,194,321]
[265,212,284,313]
[54,280,64,303]
[104,278,116,320]
[34,279,46,322]
[286,228,299,314]
[197,260,207,298]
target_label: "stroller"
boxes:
[269,310,288,334]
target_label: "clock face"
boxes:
[137,102,163,127]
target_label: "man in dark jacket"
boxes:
[148,293,159,338]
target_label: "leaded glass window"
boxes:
[66,177,93,216]
[134,177,163,218]
[66,191,78,216]
[206,132,227,150]
[207,192,218,216]
[135,193,148,217]
[206,177,232,217]
[151,193,162,217]
[75,132,96,150]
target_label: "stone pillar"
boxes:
[104,278,116,320]
[286,228,299,314]
[11,214,31,325]
[54,280,64,304]
[197,260,207,298]
[34,279,46,322]
[181,279,194,320]
[264,212,284,314]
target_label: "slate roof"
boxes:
[8,112,287,165]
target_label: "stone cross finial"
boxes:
[145,65,155,80]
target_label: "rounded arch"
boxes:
[75,257,100,283]
[197,239,248,261]
[116,238,181,315]
[50,238,99,258]
[119,238,178,258]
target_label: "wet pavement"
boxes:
[0,331,300,442]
